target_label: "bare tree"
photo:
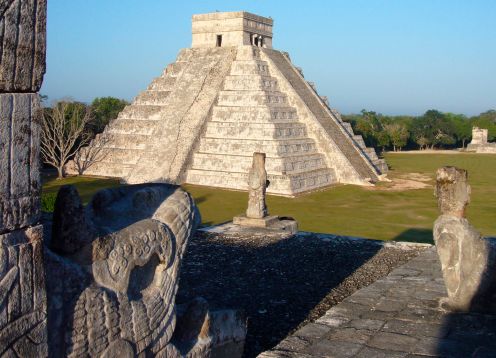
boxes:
[73,131,112,175]
[40,101,92,179]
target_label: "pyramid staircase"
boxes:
[185,47,334,195]
[71,46,387,196]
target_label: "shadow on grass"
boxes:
[176,234,383,357]
[393,228,434,244]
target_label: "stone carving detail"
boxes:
[0,0,47,93]
[246,152,269,219]
[45,184,245,357]
[0,93,42,233]
[433,166,496,313]
[0,226,47,356]
[0,1,48,356]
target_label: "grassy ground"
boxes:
[42,153,496,243]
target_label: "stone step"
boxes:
[147,76,177,91]
[230,60,270,76]
[353,135,367,149]
[204,122,307,140]
[341,121,353,135]
[374,158,388,173]
[190,153,327,175]
[74,161,134,178]
[92,132,150,150]
[218,90,288,107]
[365,147,378,161]
[80,148,144,165]
[185,167,336,196]
[198,137,319,156]
[134,90,172,105]
[106,119,159,135]
[223,75,278,91]
[118,104,163,120]
[263,49,382,179]
[163,62,186,77]
[212,106,298,123]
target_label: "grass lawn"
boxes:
[42,153,496,243]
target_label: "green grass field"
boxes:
[42,153,496,243]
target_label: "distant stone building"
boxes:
[467,127,496,153]
[71,11,387,196]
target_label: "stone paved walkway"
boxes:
[259,247,496,357]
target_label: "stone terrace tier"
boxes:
[71,12,387,196]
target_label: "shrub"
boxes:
[41,192,58,212]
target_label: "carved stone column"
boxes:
[0,0,48,356]
[433,166,496,313]
[246,152,268,219]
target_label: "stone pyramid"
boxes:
[71,11,387,196]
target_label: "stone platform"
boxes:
[259,247,496,357]
[200,218,298,236]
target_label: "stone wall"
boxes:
[192,11,273,48]
[467,127,496,153]
[0,0,47,356]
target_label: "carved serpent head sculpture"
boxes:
[45,184,201,357]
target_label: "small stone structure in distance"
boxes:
[433,166,496,313]
[466,127,496,153]
[233,152,298,233]
[70,11,388,196]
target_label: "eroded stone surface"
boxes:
[45,184,246,357]
[0,225,47,356]
[0,93,41,233]
[433,166,496,313]
[246,152,269,219]
[0,0,47,92]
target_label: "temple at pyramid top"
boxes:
[192,11,273,48]
[69,11,387,196]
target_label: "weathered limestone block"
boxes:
[0,0,47,92]
[45,184,246,357]
[433,166,496,313]
[0,93,41,233]
[233,152,298,233]
[246,152,269,219]
[0,225,47,356]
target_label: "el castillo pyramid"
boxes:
[71,11,387,196]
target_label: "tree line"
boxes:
[342,109,496,152]
[40,96,495,179]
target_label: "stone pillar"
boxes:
[0,0,48,356]
[433,166,496,313]
[246,152,268,219]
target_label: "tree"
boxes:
[385,123,408,151]
[41,101,93,179]
[90,97,128,134]
[448,113,471,148]
[410,110,455,149]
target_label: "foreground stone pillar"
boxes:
[433,166,496,313]
[0,0,48,356]
[233,152,297,233]
[246,152,269,219]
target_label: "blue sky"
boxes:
[41,0,496,115]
